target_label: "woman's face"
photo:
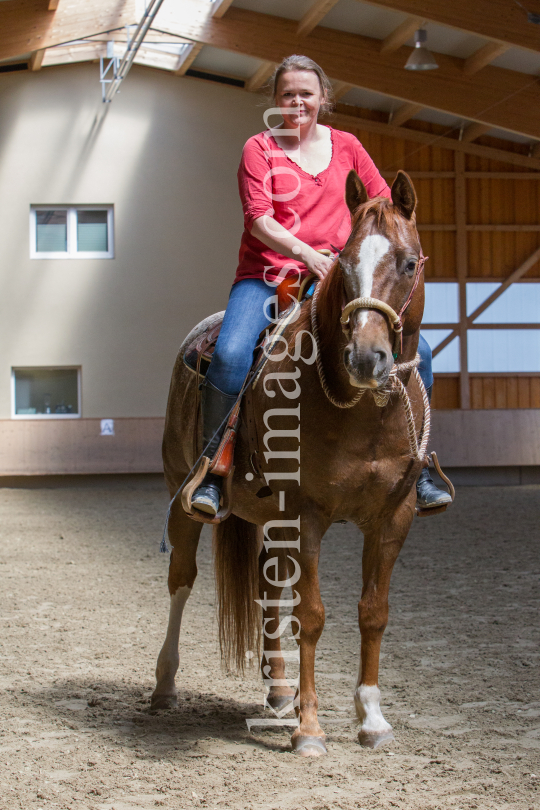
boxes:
[275,70,325,129]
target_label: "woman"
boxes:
[192,55,449,515]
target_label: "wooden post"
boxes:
[454,151,470,409]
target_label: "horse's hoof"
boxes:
[266,693,295,713]
[291,735,327,757]
[150,693,177,711]
[358,729,395,749]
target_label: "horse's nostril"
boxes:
[374,350,389,371]
[344,348,352,366]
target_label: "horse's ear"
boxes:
[346,170,369,214]
[391,170,417,220]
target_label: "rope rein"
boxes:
[310,281,363,409]
[310,281,431,462]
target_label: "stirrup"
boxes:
[415,452,455,518]
[181,457,234,525]
[191,478,222,516]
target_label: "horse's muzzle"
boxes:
[344,342,392,389]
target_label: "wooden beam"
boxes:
[356,0,540,56]
[390,102,423,127]
[461,122,491,143]
[464,41,510,76]
[380,16,424,54]
[454,152,470,409]
[425,323,540,330]
[245,60,274,93]
[417,225,540,231]
[382,171,457,178]
[532,143,540,160]
[42,41,105,67]
[48,0,59,10]
[29,49,45,71]
[0,0,137,62]
[466,172,540,179]
[329,108,540,171]
[154,3,540,141]
[297,0,340,38]
[432,246,540,358]
[466,225,540,232]
[174,42,202,76]
[211,0,234,18]
[332,80,354,101]
[425,277,540,283]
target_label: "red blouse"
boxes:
[235,126,391,284]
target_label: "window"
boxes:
[423,282,459,324]
[468,330,540,373]
[12,368,81,419]
[423,330,460,373]
[422,283,460,372]
[467,282,540,324]
[30,206,114,258]
[422,281,540,375]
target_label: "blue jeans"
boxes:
[207,279,433,394]
[417,333,433,390]
[206,279,274,395]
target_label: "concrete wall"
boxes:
[0,63,264,420]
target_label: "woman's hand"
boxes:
[301,247,335,280]
[251,215,335,279]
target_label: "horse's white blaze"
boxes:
[155,586,191,690]
[354,684,392,733]
[354,234,391,326]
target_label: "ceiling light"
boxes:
[405,29,439,71]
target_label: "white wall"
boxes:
[0,63,266,418]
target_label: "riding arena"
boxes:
[0,2,539,810]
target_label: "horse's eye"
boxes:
[405,259,417,275]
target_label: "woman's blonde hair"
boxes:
[270,54,334,115]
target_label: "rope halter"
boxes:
[339,252,427,360]
[310,251,431,460]
[341,297,403,358]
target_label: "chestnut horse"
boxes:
[152,170,428,756]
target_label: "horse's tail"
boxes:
[213,514,261,672]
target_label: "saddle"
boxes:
[183,322,222,378]
[183,273,317,378]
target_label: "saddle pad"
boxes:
[183,320,266,378]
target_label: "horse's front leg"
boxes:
[285,522,327,757]
[355,503,414,748]
[259,545,296,714]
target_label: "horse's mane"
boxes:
[291,196,396,351]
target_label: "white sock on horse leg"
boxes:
[155,586,192,691]
[354,684,392,732]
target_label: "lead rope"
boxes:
[311,282,431,462]
[310,282,364,409]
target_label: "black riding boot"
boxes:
[191,379,237,516]
[416,385,452,509]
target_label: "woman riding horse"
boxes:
[191,54,450,516]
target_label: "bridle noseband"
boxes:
[340,253,427,359]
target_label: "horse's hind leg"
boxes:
[259,545,296,714]
[151,499,203,710]
[355,506,412,748]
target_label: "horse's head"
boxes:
[338,170,425,389]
